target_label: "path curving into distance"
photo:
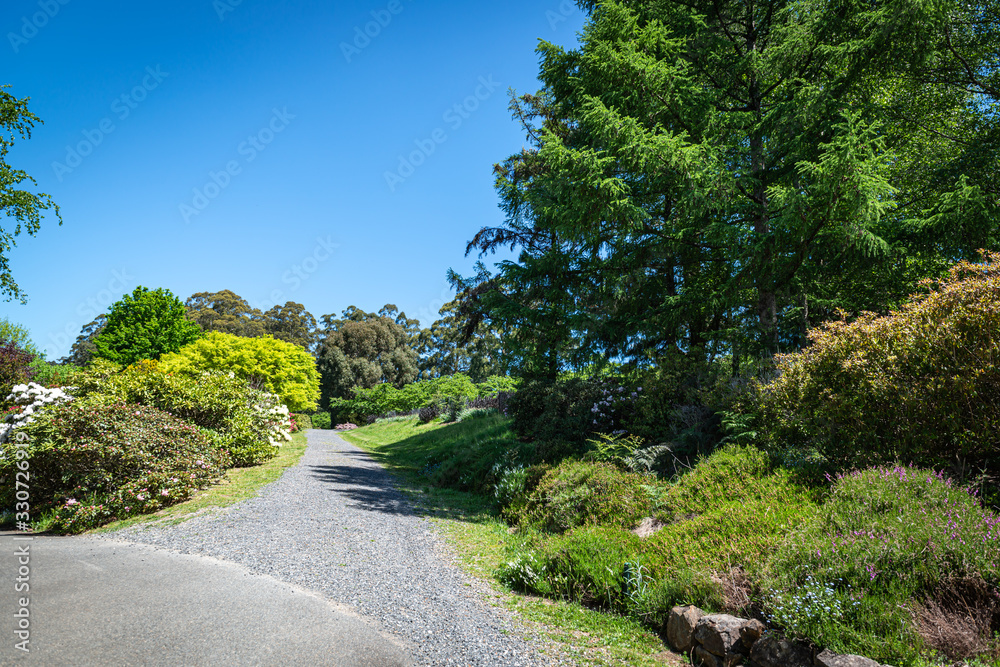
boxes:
[0,430,561,666]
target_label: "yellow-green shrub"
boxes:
[160,331,320,412]
[750,255,1000,480]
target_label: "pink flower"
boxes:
[66,498,78,506]
[161,489,169,496]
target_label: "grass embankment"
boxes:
[343,416,680,666]
[345,416,1000,667]
[89,430,309,533]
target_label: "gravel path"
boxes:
[99,429,561,666]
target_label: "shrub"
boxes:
[27,360,80,387]
[0,383,72,443]
[1,400,228,533]
[160,331,320,412]
[335,422,359,431]
[514,460,658,533]
[311,411,332,429]
[762,465,1000,663]
[457,407,497,422]
[506,378,606,446]
[73,361,282,467]
[418,404,439,424]
[0,340,36,394]
[749,254,1000,482]
[291,413,312,430]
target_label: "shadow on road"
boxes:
[307,463,414,516]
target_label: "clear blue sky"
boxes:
[1,0,586,360]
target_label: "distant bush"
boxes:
[2,400,228,533]
[27,360,80,387]
[418,404,439,424]
[749,255,1000,482]
[457,407,497,422]
[291,413,312,430]
[160,331,320,412]
[311,411,332,429]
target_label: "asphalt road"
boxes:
[0,533,411,666]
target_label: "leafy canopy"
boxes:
[94,286,202,365]
[159,331,320,412]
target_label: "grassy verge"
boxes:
[89,429,309,533]
[343,419,682,666]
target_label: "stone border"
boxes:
[666,605,892,667]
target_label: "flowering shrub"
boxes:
[74,361,283,467]
[0,383,73,443]
[0,400,228,533]
[764,465,1000,661]
[335,422,359,431]
[749,254,1000,480]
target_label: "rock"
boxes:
[814,649,882,667]
[693,646,720,667]
[666,605,704,652]
[749,634,813,667]
[739,618,765,648]
[694,614,746,656]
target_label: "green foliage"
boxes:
[0,86,62,304]
[94,286,201,365]
[506,378,605,447]
[159,331,320,412]
[417,299,513,382]
[316,305,420,408]
[0,317,37,354]
[514,460,658,534]
[263,301,317,351]
[27,359,79,387]
[74,360,281,467]
[185,290,266,337]
[291,413,312,430]
[763,466,1000,663]
[331,373,493,423]
[0,339,35,394]
[310,411,331,429]
[1,399,227,533]
[63,315,105,366]
[749,256,1000,482]
[457,407,497,422]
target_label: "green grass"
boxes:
[89,429,309,533]
[344,418,683,666]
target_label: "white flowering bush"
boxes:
[1,383,73,444]
[254,393,293,447]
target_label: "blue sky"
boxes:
[1,0,586,360]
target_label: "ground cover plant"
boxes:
[343,411,1000,666]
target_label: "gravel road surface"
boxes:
[96,429,559,666]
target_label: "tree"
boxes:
[461,0,1000,370]
[263,301,318,351]
[185,290,265,338]
[159,331,320,412]
[62,315,106,366]
[316,305,419,408]
[94,287,202,365]
[0,86,61,303]
[416,298,512,382]
[0,317,38,355]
